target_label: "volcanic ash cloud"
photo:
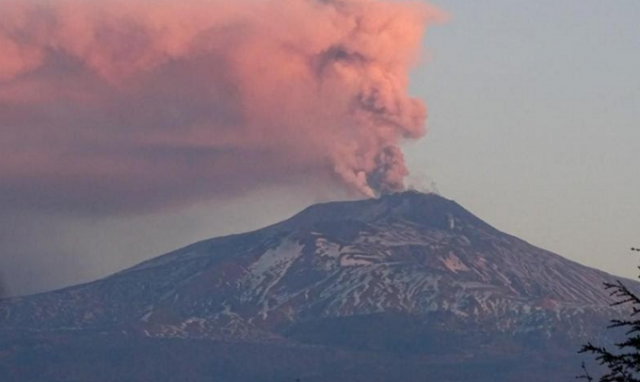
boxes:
[0,0,445,214]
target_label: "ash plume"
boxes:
[0,0,445,214]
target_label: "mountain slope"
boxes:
[0,191,633,381]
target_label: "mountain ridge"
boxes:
[0,191,635,382]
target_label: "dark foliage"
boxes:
[580,252,640,381]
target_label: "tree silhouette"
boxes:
[579,249,640,381]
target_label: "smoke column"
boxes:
[0,0,445,214]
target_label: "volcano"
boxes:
[0,191,632,381]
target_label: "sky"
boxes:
[0,0,639,297]
[407,0,640,283]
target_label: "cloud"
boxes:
[0,0,445,215]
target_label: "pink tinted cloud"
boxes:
[0,0,446,215]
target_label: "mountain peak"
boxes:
[279,190,496,235]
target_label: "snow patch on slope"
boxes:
[441,253,470,273]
